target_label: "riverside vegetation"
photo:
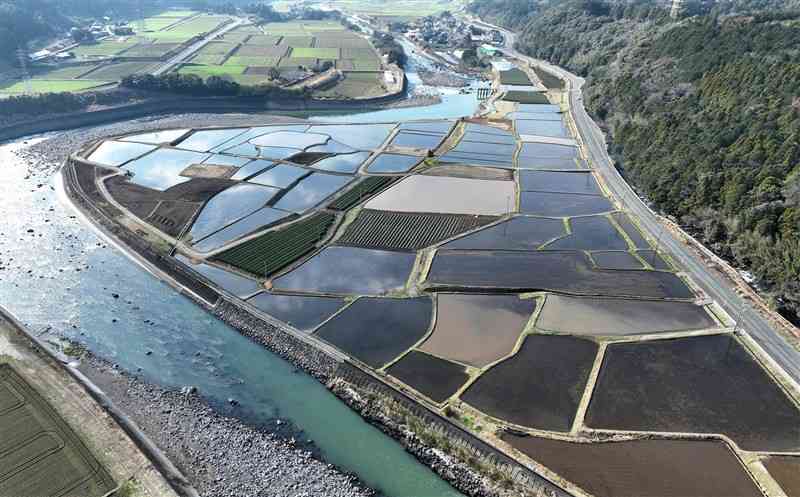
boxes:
[469,0,800,323]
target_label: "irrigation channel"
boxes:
[0,71,485,495]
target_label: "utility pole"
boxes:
[16,49,32,95]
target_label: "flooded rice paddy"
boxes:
[520,171,602,196]
[443,217,566,250]
[272,246,416,296]
[34,82,800,496]
[590,251,645,270]
[365,175,515,216]
[386,351,469,404]
[462,335,597,431]
[544,216,628,251]
[536,295,717,335]
[426,250,694,299]
[520,191,615,217]
[419,294,535,368]
[586,334,800,451]
[314,297,432,368]
[246,292,346,332]
[366,153,422,174]
[501,435,763,497]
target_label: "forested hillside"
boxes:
[470,0,800,322]
[0,0,147,65]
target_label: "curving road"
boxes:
[471,19,800,389]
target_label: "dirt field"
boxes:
[419,293,535,367]
[501,435,763,497]
[536,295,716,336]
[763,456,800,497]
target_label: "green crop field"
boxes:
[225,56,280,67]
[179,63,247,76]
[31,65,95,80]
[0,79,112,95]
[281,36,315,48]
[139,18,180,31]
[215,212,336,277]
[80,61,154,80]
[122,42,180,58]
[317,71,385,98]
[290,47,340,59]
[70,39,138,58]
[0,365,116,497]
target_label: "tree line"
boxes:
[468,0,800,322]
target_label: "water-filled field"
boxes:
[586,334,800,451]
[386,351,469,403]
[462,335,597,431]
[419,293,535,368]
[314,297,432,368]
[426,250,694,299]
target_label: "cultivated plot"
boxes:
[443,217,567,250]
[247,292,346,331]
[426,250,694,299]
[387,351,470,403]
[501,434,763,497]
[419,293,535,368]
[520,192,614,217]
[0,365,116,497]
[763,456,800,497]
[586,334,800,451]
[338,210,495,251]
[544,216,628,251]
[272,246,416,295]
[590,251,645,270]
[314,297,433,368]
[462,335,598,431]
[365,175,516,216]
[176,255,261,298]
[536,295,717,336]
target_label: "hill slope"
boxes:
[470,0,800,322]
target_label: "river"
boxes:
[0,81,481,496]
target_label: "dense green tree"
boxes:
[469,0,800,321]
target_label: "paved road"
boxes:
[472,19,800,388]
[152,18,247,76]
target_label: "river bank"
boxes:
[77,351,374,497]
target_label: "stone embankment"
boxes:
[79,354,373,497]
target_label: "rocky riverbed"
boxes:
[78,353,374,497]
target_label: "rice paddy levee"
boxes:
[60,77,800,497]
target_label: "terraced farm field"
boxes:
[1,11,232,96]
[69,78,800,496]
[178,20,385,93]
